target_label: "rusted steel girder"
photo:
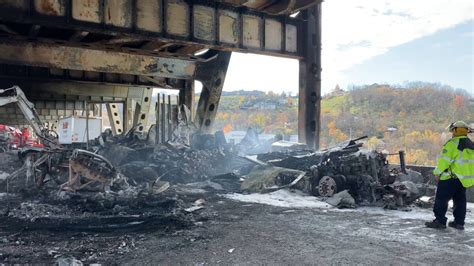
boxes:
[0,0,303,59]
[0,39,197,79]
[298,4,321,150]
[0,80,129,101]
[0,64,169,87]
[183,80,195,117]
[106,103,124,135]
[195,50,232,133]
[177,79,195,119]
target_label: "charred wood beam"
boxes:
[298,4,321,150]
[195,50,231,133]
[0,38,197,79]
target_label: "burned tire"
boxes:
[318,175,346,197]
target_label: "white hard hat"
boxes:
[447,121,472,133]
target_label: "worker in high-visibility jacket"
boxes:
[426,121,474,230]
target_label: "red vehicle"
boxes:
[0,124,43,151]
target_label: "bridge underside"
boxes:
[0,0,322,148]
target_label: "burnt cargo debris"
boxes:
[254,136,430,208]
[0,124,437,234]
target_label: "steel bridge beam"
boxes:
[179,80,195,118]
[0,38,196,79]
[298,4,321,150]
[0,0,302,58]
[106,103,124,135]
[0,80,129,102]
[195,50,231,133]
[0,64,171,87]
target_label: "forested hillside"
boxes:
[214,83,473,165]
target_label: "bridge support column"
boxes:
[298,3,322,150]
[179,80,195,119]
[124,87,152,132]
[106,103,123,135]
[195,50,231,133]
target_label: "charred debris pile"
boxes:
[0,126,436,232]
[254,136,434,209]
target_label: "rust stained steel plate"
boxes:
[136,0,162,32]
[34,0,66,16]
[242,15,261,49]
[105,0,133,28]
[218,10,239,45]
[71,0,101,23]
[264,19,282,51]
[0,39,197,79]
[165,0,190,37]
[0,0,303,58]
[285,24,297,53]
[193,5,215,41]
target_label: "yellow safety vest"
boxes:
[433,136,474,188]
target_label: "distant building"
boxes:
[326,84,346,98]
[246,101,276,110]
[278,98,287,105]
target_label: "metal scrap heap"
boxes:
[255,136,429,208]
[95,130,243,185]
[0,128,435,236]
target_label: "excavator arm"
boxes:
[1,85,119,190]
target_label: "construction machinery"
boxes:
[0,86,59,149]
[0,85,118,190]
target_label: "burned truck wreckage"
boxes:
[0,85,435,233]
[255,136,431,208]
[0,121,435,231]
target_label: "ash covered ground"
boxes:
[0,188,472,265]
[0,133,472,264]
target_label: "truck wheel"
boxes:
[318,175,345,197]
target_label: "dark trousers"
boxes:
[433,178,466,225]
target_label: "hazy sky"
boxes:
[220,0,474,95]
